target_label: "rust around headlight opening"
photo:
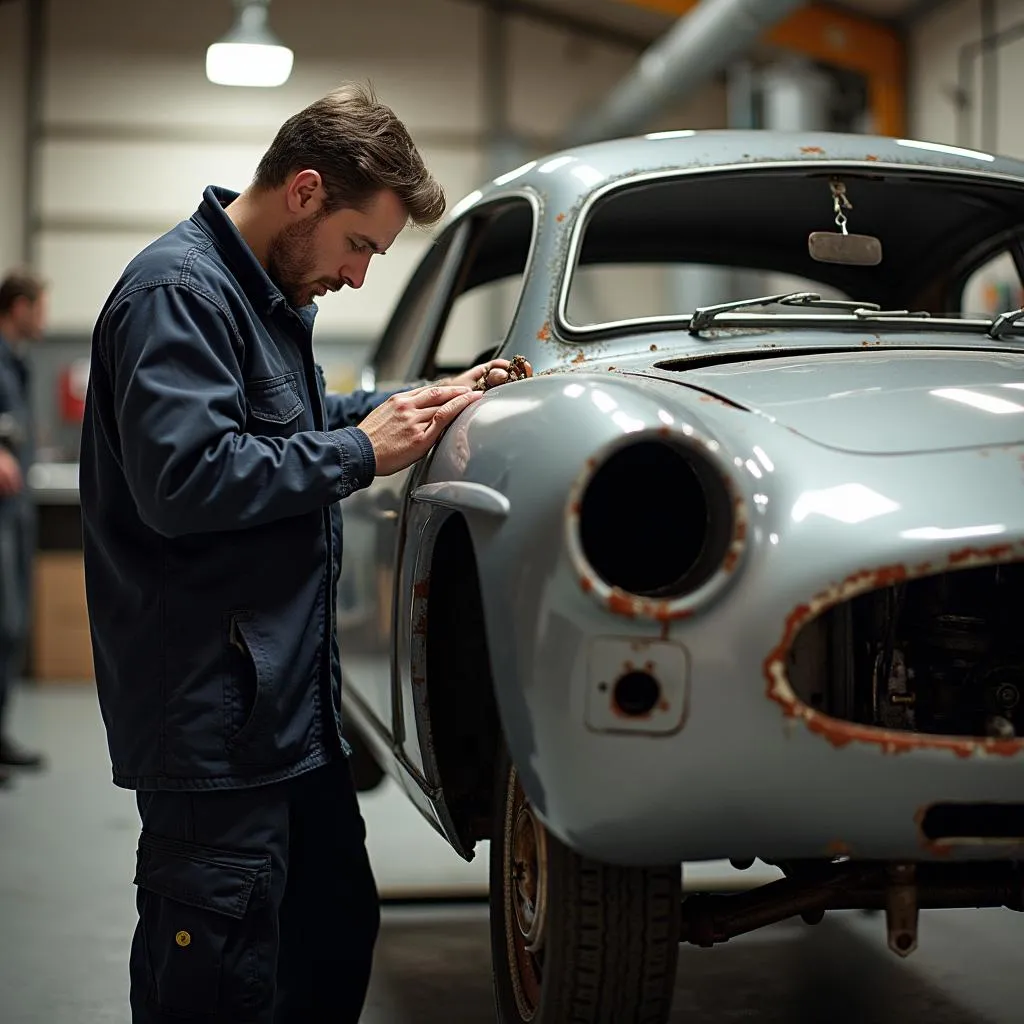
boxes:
[764,545,1024,759]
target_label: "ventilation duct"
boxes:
[564,0,805,146]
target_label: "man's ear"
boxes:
[285,169,325,214]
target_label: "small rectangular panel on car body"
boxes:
[585,637,689,735]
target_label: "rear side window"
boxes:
[425,199,534,376]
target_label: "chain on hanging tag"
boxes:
[830,178,853,236]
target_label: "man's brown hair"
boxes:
[0,270,45,316]
[253,82,446,227]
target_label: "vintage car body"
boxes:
[337,129,1024,1021]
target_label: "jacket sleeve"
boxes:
[103,284,376,538]
[323,386,411,430]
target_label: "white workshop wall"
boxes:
[34,0,725,340]
[0,0,27,273]
[909,0,1024,158]
[38,0,488,338]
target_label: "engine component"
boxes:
[678,860,1024,953]
[788,562,1024,740]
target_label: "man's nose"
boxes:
[342,257,370,290]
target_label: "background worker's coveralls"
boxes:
[0,334,35,743]
[81,186,405,1023]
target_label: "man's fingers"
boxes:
[424,390,483,440]
[406,384,474,409]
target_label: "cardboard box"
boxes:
[32,552,95,682]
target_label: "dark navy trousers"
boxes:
[0,495,34,736]
[129,757,380,1023]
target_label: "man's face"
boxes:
[267,188,408,309]
[11,293,47,342]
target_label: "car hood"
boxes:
[628,348,1024,455]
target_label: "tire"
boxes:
[489,742,681,1023]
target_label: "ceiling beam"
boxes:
[453,0,654,53]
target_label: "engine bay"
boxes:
[788,561,1024,739]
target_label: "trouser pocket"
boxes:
[133,831,271,1016]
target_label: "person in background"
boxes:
[0,270,48,789]
[80,82,528,1023]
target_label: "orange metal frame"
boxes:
[615,1,906,137]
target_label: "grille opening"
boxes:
[578,439,733,599]
[921,803,1024,842]
[613,671,661,718]
[787,561,1024,739]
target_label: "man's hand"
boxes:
[357,384,484,477]
[444,357,533,392]
[0,449,22,497]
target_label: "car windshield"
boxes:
[565,265,852,326]
[559,166,1024,335]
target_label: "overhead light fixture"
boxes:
[206,0,294,88]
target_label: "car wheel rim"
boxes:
[504,763,547,1018]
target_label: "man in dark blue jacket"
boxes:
[0,271,49,789]
[80,83,521,1023]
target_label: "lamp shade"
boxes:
[206,1,294,88]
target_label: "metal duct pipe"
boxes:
[564,0,805,147]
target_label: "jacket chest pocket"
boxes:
[244,373,305,436]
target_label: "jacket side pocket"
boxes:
[224,611,271,754]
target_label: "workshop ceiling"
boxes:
[829,0,920,16]
[519,0,930,41]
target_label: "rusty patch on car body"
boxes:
[764,546,1024,758]
[602,589,697,622]
[722,495,748,575]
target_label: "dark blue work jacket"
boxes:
[0,334,34,476]
[81,186,398,791]
[0,333,36,653]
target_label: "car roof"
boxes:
[439,129,1024,316]
[445,129,1024,222]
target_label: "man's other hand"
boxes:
[445,357,533,392]
[0,449,23,496]
[357,384,484,477]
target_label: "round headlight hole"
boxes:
[578,439,731,599]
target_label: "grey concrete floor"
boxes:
[3,683,1024,1023]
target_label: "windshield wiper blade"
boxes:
[689,292,816,331]
[690,291,881,331]
[689,292,930,332]
[780,295,933,319]
[988,307,1024,339]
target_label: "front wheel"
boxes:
[489,743,681,1023]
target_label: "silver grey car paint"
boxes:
[338,129,1024,869]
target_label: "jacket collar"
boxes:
[192,186,291,317]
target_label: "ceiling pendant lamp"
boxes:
[206,0,294,88]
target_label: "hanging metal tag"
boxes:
[808,178,883,266]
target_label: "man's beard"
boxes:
[266,213,327,308]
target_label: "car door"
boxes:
[387,197,537,780]
[337,220,471,737]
